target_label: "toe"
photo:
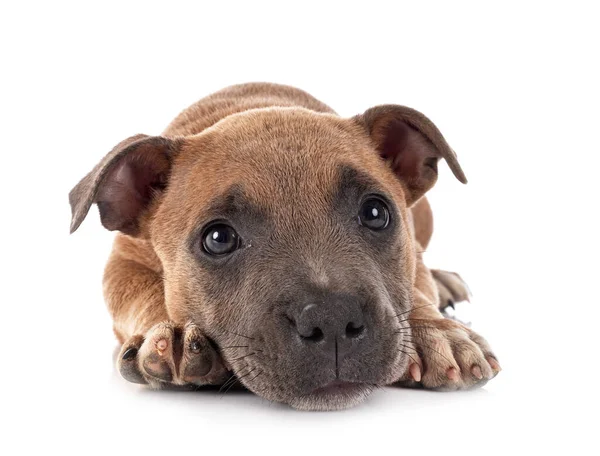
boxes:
[117,335,147,385]
[181,325,214,384]
[139,322,176,383]
[449,335,491,387]
[420,338,460,389]
[471,364,483,380]
[409,363,422,382]
[156,338,168,352]
[486,356,502,375]
[446,367,460,382]
[467,330,500,378]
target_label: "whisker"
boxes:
[219,369,247,395]
[219,364,252,392]
[395,325,439,333]
[220,377,241,396]
[246,370,263,383]
[395,324,438,329]
[400,317,448,323]
[222,329,255,340]
[229,352,257,362]
[220,345,250,349]
[395,316,447,325]
[400,341,455,366]
[219,373,238,393]
[222,367,257,395]
[394,303,435,319]
[398,349,419,367]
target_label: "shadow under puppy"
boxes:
[69,83,500,411]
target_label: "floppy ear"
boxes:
[354,105,467,206]
[69,134,182,236]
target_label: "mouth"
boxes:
[312,380,366,396]
[287,380,373,411]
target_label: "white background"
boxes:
[2,1,598,455]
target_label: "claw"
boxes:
[471,365,483,379]
[487,356,501,373]
[122,347,137,360]
[156,339,168,352]
[446,367,460,382]
[409,363,422,382]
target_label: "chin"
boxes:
[286,381,375,411]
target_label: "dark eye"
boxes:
[202,223,240,256]
[358,198,390,230]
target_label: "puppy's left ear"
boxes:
[354,105,467,206]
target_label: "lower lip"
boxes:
[312,380,366,396]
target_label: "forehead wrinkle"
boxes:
[198,184,264,223]
[336,164,387,198]
[179,110,403,234]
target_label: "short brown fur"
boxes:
[70,83,499,410]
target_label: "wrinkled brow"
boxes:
[197,185,267,226]
[335,165,389,202]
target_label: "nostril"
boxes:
[301,327,324,343]
[345,322,365,339]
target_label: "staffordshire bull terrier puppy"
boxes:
[69,83,500,410]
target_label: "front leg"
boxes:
[105,235,229,389]
[398,256,501,390]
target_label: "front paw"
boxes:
[399,319,501,390]
[117,322,230,388]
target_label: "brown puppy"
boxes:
[69,83,499,410]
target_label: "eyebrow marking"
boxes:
[335,165,387,201]
[187,184,268,254]
[201,185,259,219]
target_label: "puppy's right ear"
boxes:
[69,134,182,236]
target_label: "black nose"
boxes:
[293,294,366,360]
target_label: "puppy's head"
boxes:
[70,105,465,410]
